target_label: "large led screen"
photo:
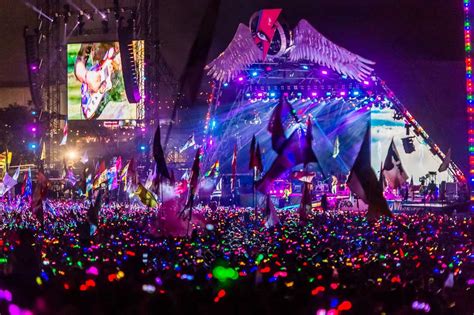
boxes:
[371,108,451,185]
[67,41,144,120]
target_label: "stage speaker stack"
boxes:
[445,182,458,201]
[401,137,416,154]
[118,26,141,103]
[24,29,42,109]
[439,181,446,201]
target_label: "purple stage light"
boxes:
[340,91,346,96]
[321,70,328,75]
[257,92,263,97]
[311,92,317,97]
[31,127,37,132]
[363,80,370,85]
[238,77,244,82]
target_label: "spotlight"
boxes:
[140,145,146,151]
[340,91,346,96]
[311,92,317,97]
[353,91,360,96]
[363,80,370,85]
[29,143,37,150]
[223,82,229,87]
[302,65,309,70]
[269,92,276,97]
[66,150,78,160]
[251,71,258,77]
[237,77,244,82]
[321,70,328,75]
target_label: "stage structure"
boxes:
[464,0,474,206]
[203,9,465,201]
[24,0,180,168]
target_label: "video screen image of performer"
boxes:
[67,42,142,120]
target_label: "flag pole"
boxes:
[253,166,257,221]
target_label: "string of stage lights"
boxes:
[464,0,474,205]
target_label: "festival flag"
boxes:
[249,135,257,171]
[231,145,237,191]
[66,167,78,187]
[1,172,17,196]
[125,158,138,194]
[145,165,157,190]
[93,161,108,189]
[255,143,263,174]
[85,174,92,197]
[153,123,171,180]
[332,135,340,158]
[304,117,317,166]
[347,127,391,218]
[256,128,317,193]
[268,98,288,153]
[107,166,118,191]
[383,139,409,189]
[115,156,122,175]
[298,182,312,223]
[60,121,68,146]
[438,148,451,172]
[189,148,201,197]
[87,190,102,228]
[95,161,106,180]
[80,150,89,164]
[180,148,201,221]
[21,168,32,198]
[205,160,220,178]
[264,194,280,228]
[180,0,221,104]
[0,151,12,172]
[120,160,130,182]
[12,167,20,181]
[135,183,158,208]
[31,168,48,224]
[179,133,196,153]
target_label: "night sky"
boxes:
[0,0,468,172]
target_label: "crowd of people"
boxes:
[0,197,473,314]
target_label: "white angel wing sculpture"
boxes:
[205,23,262,82]
[289,19,375,81]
